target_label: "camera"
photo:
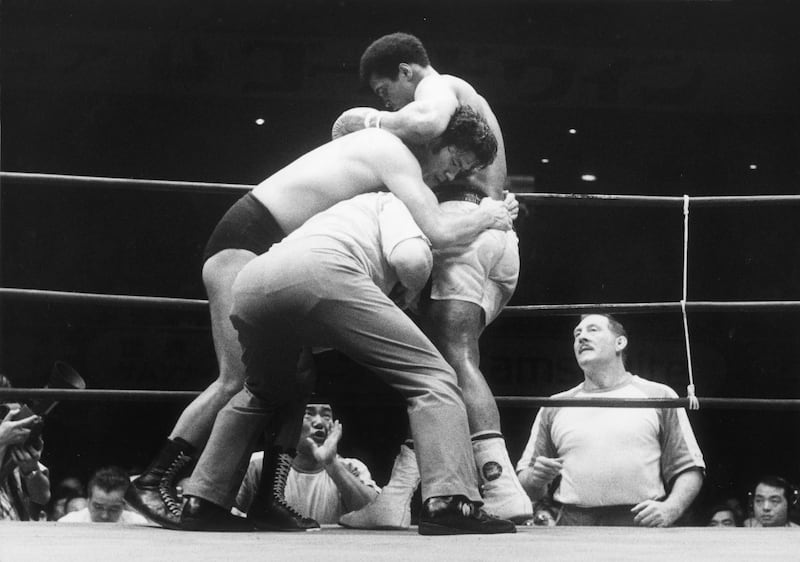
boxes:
[0,361,86,447]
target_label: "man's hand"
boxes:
[10,441,43,475]
[0,409,39,447]
[631,499,681,527]
[299,420,343,467]
[503,191,519,221]
[529,456,564,489]
[331,107,382,139]
[478,197,513,231]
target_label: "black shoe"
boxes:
[126,478,182,529]
[247,496,320,532]
[180,496,255,532]
[418,495,517,536]
[126,439,194,529]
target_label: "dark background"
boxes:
[1,0,799,521]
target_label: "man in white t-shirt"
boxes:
[744,475,800,528]
[59,466,148,524]
[516,313,706,526]
[235,402,379,524]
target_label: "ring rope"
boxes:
[4,172,800,206]
[681,195,700,410]
[0,387,798,410]
[2,171,796,414]
[4,288,800,316]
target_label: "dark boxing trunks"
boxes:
[203,192,286,262]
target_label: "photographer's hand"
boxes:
[0,408,38,447]
[10,441,42,474]
[10,441,50,504]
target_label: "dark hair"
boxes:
[754,474,795,503]
[579,313,628,340]
[578,313,629,364]
[88,466,130,496]
[706,503,743,526]
[359,32,430,86]
[438,105,498,170]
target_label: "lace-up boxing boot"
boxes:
[126,437,195,528]
[245,448,319,531]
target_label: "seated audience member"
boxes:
[0,374,51,521]
[516,314,706,527]
[235,401,379,524]
[744,475,799,528]
[64,496,88,515]
[707,502,742,527]
[48,476,87,520]
[59,466,148,524]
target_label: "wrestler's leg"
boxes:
[170,248,257,444]
[309,283,514,534]
[424,299,499,433]
[426,298,531,522]
[125,248,256,528]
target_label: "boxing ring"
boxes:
[0,171,798,560]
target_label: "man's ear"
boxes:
[398,63,413,80]
[615,335,628,353]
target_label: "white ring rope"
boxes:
[681,195,699,410]
[2,172,796,413]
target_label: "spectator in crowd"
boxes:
[0,374,51,521]
[705,496,744,528]
[707,502,742,527]
[744,475,799,528]
[235,401,379,524]
[64,496,88,515]
[59,466,148,524]
[516,313,706,526]
[48,476,87,520]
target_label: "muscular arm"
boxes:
[379,76,507,200]
[379,147,511,248]
[379,76,458,144]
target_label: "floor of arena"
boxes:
[1,522,795,561]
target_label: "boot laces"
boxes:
[158,452,191,517]
[271,453,304,518]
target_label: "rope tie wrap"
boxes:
[681,195,699,410]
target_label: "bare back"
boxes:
[252,127,504,249]
[436,74,508,198]
[253,129,412,234]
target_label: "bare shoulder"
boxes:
[439,74,482,99]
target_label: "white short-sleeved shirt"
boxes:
[516,375,705,507]
[58,506,149,524]
[235,451,380,524]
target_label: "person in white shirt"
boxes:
[516,313,706,526]
[59,466,148,524]
[235,402,379,524]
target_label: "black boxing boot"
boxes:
[246,447,319,531]
[418,495,517,535]
[180,496,254,532]
[126,437,195,529]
